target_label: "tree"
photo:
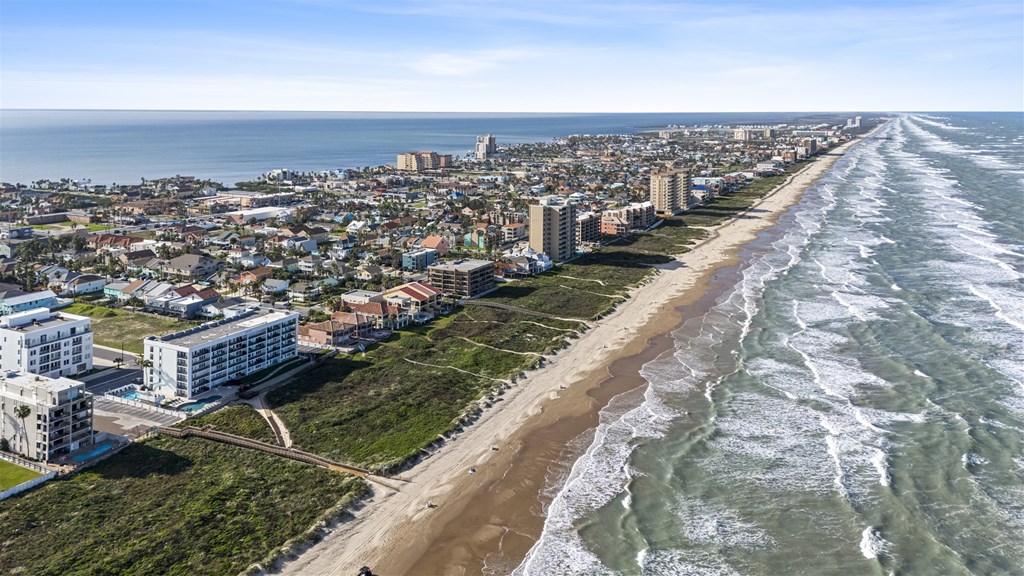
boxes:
[13,405,31,454]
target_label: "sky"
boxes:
[1,0,1021,112]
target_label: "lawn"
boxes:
[0,436,366,576]
[0,459,41,491]
[62,303,183,355]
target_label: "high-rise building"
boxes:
[144,309,298,399]
[475,134,497,160]
[0,308,93,378]
[649,168,693,215]
[529,196,577,262]
[763,127,776,139]
[0,371,93,462]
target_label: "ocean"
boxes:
[517,113,1024,575]
[3,110,839,186]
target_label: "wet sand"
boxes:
[276,130,878,576]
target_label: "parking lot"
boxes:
[92,397,183,437]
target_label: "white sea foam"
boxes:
[860,526,891,559]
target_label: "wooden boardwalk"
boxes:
[158,425,373,477]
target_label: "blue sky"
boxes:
[1,0,1021,111]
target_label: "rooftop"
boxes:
[429,259,493,272]
[152,308,297,348]
[0,371,85,395]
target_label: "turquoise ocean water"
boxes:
[516,113,1024,576]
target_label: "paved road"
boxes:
[79,367,143,395]
[93,345,137,366]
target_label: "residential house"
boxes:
[0,289,58,315]
[161,254,221,279]
[287,282,321,302]
[298,313,375,348]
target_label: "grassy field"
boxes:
[0,459,41,491]
[266,312,576,470]
[62,303,183,355]
[178,405,277,444]
[0,436,366,576]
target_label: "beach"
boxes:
[277,132,872,576]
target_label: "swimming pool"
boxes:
[121,391,141,400]
[178,395,222,412]
[71,443,113,463]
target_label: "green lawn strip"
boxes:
[176,405,277,444]
[0,437,366,576]
[0,459,41,491]
[62,303,183,355]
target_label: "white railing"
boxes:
[98,395,186,420]
[0,451,51,474]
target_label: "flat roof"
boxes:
[154,309,297,349]
[0,371,84,394]
[429,259,493,272]
[0,311,88,333]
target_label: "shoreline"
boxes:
[276,130,878,576]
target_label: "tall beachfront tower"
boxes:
[529,196,577,262]
[475,134,497,160]
[649,168,693,215]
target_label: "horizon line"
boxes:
[4,108,1019,114]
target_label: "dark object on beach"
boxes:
[358,567,374,576]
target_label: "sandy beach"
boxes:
[277,131,874,576]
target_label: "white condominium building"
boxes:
[144,308,299,399]
[0,308,93,378]
[0,371,93,462]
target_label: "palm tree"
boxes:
[13,405,30,454]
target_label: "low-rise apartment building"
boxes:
[144,308,299,399]
[0,289,58,316]
[0,371,93,462]
[0,308,93,378]
[427,259,496,298]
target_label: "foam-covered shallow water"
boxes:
[516,113,1024,575]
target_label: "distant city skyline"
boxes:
[1,0,1021,112]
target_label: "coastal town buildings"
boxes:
[529,196,577,262]
[397,151,453,171]
[0,371,93,462]
[143,308,299,399]
[0,308,93,378]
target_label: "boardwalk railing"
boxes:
[157,426,373,477]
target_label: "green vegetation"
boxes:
[266,313,580,470]
[62,303,182,354]
[178,405,276,444]
[0,459,41,491]
[239,357,307,386]
[0,437,366,576]
[84,222,116,231]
